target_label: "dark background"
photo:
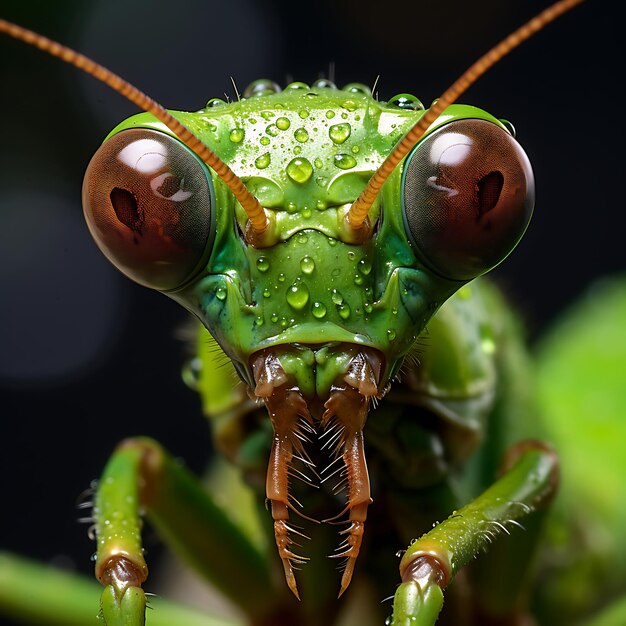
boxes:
[0,0,622,623]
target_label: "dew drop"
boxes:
[243,79,281,97]
[256,256,270,272]
[326,110,336,119]
[286,282,310,310]
[302,207,312,218]
[286,82,309,91]
[276,117,291,130]
[358,258,372,275]
[286,157,313,183]
[298,109,309,119]
[255,316,264,326]
[364,302,373,313]
[343,82,371,95]
[278,273,286,282]
[312,301,327,318]
[333,154,356,169]
[329,123,351,144]
[294,128,309,143]
[206,97,226,108]
[351,145,360,154]
[293,145,302,155]
[300,256,315,274]
[354,274,364,285]
[341,100,357,112]
[331,289,344,305]
[229,128,244,143]
[216,286,227,301]
[260,136,270,146]
[255,153,271,169]
[266,124,279,137]
[271,313,279,323]
[387,329,397,341]
[337,303,351,319]
[314,158,323,169]
[313,78,337,89]
[263,289,271,298]
[389,93,424,111]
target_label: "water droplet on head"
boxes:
[387,329,396,341]
[354,274,364,285]
[312,301,327,318]
[337,303,351,319]
[286,282,310,310]
[255,315,264,326]
[294,128,309,143]
[331,289,343,305]
[206,97,226,108]
[364,302,373,313]
[278,273,286,282]
[255,153,271,169]
[276,117,291,130]
[243,79,281,98]
[271,312,279,323]
[229,128,244,143]
[388,93,424,110]
[216,286,227,301]
[342,82,371,96]
[285,82,309,91]
[263,289,271,298]
[329,123,351,144]
[300,256,315,274]
[313,78,337,90]
[341,100,357,112]
[256,257,270,272]
[333,154,356,169]
[286,157,313,183]
[358,258,372,275]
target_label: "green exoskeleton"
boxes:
[1,1,624,625]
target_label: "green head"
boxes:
[83,81,534,402]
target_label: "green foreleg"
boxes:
[95,437,277,626]
[390,441,558,626]
[0,552,241,626]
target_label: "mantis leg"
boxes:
[0,552,240,626]
[94,437,278,626]
[390,440,558,626]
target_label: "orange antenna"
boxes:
[0,19,270,235]
[347,0,585,230]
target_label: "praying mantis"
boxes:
[0,0,624,624]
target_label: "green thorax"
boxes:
[109,85,506,392]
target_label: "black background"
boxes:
[0,0,622,623]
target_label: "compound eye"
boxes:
[83,128,214,290]
[402,119,534,281]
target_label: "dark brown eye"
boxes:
[82,128,214,291]
[402,119,534,281]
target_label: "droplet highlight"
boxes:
[286,157,313,183]
[329,123,351,144]
[333,154,357,169]
[286,282,310,310]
